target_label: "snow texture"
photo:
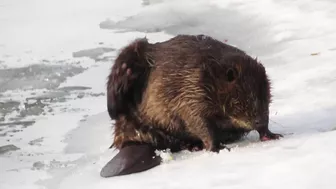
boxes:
[1,0,336,188]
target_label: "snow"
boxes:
[1,0,336,188]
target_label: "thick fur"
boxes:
[107,34,281,152]
[106,38,151,119]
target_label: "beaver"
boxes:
[101,34,283,177]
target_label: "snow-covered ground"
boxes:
[1,0,336,188]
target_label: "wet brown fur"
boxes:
[107,34,279,152]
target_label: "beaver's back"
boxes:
[138,35,246,132]
[148,34,245,69]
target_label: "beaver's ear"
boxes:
[226,68,238,82]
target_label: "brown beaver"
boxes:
[101,34,283,177]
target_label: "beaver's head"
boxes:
[219,54,271,130]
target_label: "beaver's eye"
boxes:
[226,68,237,82]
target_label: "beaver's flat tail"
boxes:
[100,144,162,177]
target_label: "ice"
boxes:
[0,144,20,154]
[0,0,144,69]
[1,0,336,188]
[0,64,86,92]
[72,47,116,61]
[99,0,280,56]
